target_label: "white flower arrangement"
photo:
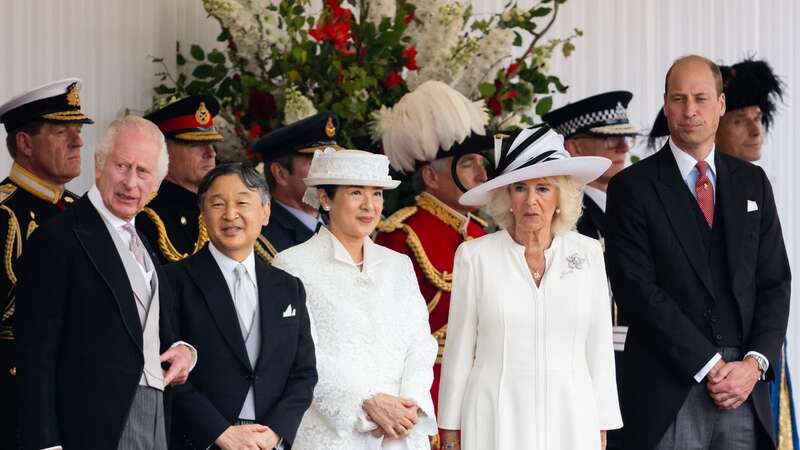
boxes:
[454,28,515,98]
[283,86,318,124]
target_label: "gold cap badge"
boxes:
[195,102,212,125]
[66,83,80,107]
[325,116,336,139]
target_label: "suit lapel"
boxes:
[188,247,252,371]
[72,197,143,350]
[651,146,716,299]
[716,153,746,280]
[254,261,283,371]
[272,202,315,245]
[583,196,607,237]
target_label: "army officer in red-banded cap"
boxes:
[137,95,223,265]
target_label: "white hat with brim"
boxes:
[459,127,611,207]
[302,148,401,208]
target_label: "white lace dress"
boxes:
[272,227,437,450]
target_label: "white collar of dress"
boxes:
[319,226,383,271]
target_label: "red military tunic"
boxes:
[374,192,487,447]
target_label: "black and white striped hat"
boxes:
[459,126,610,206]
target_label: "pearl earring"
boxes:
[509,208,513,212]
[323,205,331,212]
[556,208,561,214]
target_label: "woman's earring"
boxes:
[509,208,513,213]
[322,205,331,212]
[555,208,561,214]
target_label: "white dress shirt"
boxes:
[668,140,768,382]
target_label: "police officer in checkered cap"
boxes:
[543,90,638,450]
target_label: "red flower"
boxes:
[325,0,353,23]
[500,89,518,100]
[249,89,276,120]
[383,72,403,90]
[401,47,418,71]
[249,123,263,139]
[403,10,416,24]
[507,63,520,77]
[487,96,502,116]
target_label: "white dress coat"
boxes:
[437,230,622,450]
[272,227,437,450]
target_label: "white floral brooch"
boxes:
[562,252,587,278]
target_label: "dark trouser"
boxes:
[117,385,167,450]
[654,347,757,450]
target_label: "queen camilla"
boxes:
[437,126,622,450]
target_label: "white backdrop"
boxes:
[1,0,799,403]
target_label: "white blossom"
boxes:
[365,0,396,25]
[283,86,318,124]
[405,2,467,90]
[453,28,515,98]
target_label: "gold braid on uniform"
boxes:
[141,207,209,263]
[1,206,23,327]
[417,192,488,235]
[254,235,278,263]
[376,206,418,233]
[432,324,447,364]
[404,225,452,292]
[778,346,794,450]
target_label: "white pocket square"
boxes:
[282,304,296,318]
[747,200,758,212]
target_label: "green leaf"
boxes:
[190,44,205,61]
[513,31,522,47]
[208,50,226,64]
[176,53,186,66]
[478,82,496,98]
[535,96,553,116]
[530,7,552,17]
[217,28,231,42]
[153,85,175,95]
[192,64,214,79]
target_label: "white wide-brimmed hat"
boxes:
[302,148,401,208]
[459,127,611,206]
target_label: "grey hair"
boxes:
[411,157,450,194]
[197,163,271,207]
[95,116,169,181]
[484,175,584,234]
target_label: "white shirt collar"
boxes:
[582,185,607,213]
[669,137,716,182]
[87,185,135,230]
[208,241,257,283]
[275,199,322,232]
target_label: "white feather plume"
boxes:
[371,80,488,172]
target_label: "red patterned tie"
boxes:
[695,161,714,227]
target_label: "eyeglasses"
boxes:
[572,135,637,149]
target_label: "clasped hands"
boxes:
[362,393,420,439]
[216,424,280,450]
[706,357,761,410]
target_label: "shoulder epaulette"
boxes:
[0,183,18,205]
[377,206,418,233]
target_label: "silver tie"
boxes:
[123,223,151,273]
[233,264,257,338]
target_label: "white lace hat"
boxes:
[459,126,611,206]
[302,148,401,208]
